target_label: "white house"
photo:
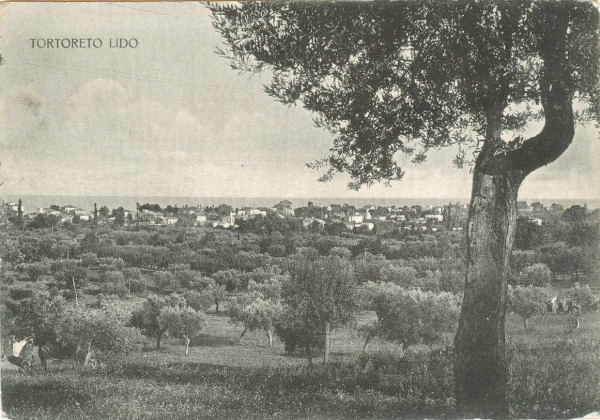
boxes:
[425,214,444,223]
[349,213,364,224]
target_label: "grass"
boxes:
[2,311,599,419]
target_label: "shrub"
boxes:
[565,284,599,312]
[175,269,201,289]
[101,281,128,298]
[410,257,442,275]
[19,262,50,282]
[153,271,177,294]
[329,246,352,259]
[213,269,243,292]
[519,263,552,286]
[79,253,99,267]
[1,272,17,285]
[439,269,464,294]
[380,264,418,287]
[416,270,441,292]
[123,267,142,281]
[98,257,126,271]
[8,288,33,301]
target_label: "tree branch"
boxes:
[479,5,575,176]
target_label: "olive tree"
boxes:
[280,253,357,363]
[228,276,284,347]
[131,295,182,350]
[210,2,599,415]
[507,285,547,329]
[158,306,205,355]
[360,282,460,351]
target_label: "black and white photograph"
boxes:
[0,1,599,418]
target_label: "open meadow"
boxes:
[2,305,599,420]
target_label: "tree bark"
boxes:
[306,330,313,365]
[323,321,330,363]
[454,164,522,418]
[362,331,373,354]
[38,345,47,370]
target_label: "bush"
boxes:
[329,246,352,259]
[565,284,599,312]
[1,272,17,285]
[439,269,464,294]
[416,270,441,292]
[380,264,418,287]
[19,262,50,282]
[129,277,147,294]
[519,263,552,286]
[8,288,33,300]
[80,253,99,267]
[153,271,177,294]
[101,281,128,298]
[175,269,201,289]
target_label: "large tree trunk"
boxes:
[454,161,522,418]
[454,9,573,415]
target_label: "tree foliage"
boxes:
[158,306,205,355]
[210,1,599,188]
[507,285,547,328]
[361,282,460,350]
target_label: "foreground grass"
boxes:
[2,312,599,419]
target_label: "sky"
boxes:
[0,2,598,200]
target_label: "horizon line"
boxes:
[3,193,600,201]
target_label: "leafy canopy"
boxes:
[210,1,599,188]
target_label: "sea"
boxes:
[3,195,599,212]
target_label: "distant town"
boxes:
[5,198,591,234]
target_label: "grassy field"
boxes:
[2,308,599,420]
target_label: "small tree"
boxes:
[56,299,141,365]
[4,293,65,368]
[361,282,460,351]
[508,285,547,329]
[229,277,284,347]
[131,295,176,350]
[183,290,213,312]
[280,254,357,363]
[198,278,226,314]
[158,306,205,355]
